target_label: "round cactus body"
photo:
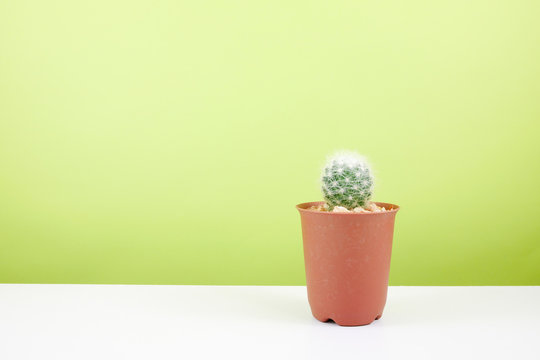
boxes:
[321,151,374,209]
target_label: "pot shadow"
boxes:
[207,286,312,325]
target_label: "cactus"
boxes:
[321,151,374,209]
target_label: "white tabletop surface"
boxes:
[0,285,538,360]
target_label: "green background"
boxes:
[1,0,539,285]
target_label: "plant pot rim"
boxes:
[296,201,400,215]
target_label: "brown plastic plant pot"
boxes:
[296,201,400,326]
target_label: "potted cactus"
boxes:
[296,151,400,326]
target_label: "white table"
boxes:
[0,285,538,359]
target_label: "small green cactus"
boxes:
[321,151,374,209]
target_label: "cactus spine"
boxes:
[321,151,374,209]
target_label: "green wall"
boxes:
[1,0,539,285]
